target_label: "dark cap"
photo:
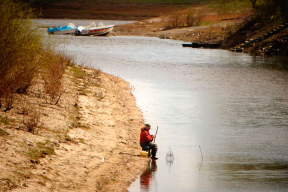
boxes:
[145,124,151,127]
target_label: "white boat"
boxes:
[74,22,114,36]
[47,23,77,35]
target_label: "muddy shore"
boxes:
[0,65,149,191]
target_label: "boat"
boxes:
[230,47,243,52]
[182,42,221,49]
[74,22,114,36]
[47,23,77,35]
[182,43,193,47]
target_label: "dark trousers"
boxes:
[140,142,158,157]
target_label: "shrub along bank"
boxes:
[0,0,69,112]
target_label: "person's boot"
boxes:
[151,147,158,159]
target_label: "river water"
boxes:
[39,20,288,192]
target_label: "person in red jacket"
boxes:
[140,124,158,159]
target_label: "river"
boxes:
[39,19,288,192]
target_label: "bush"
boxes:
[0,0,44,110]
[166,13,186,29]
[20,102,41,133]
[186,10,202,27]
[0,0,69,111]
[43,54,70,105]
[253,0,288,25]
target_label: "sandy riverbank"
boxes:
[0,65,149,191]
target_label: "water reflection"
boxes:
[250,55,288,70]
[166,147,175,173]
[140,160,157,191]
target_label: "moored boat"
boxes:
[182,42,221,49]
[74,22,114,36]
[47,23,77,35]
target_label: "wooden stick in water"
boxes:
[199,145,203,161]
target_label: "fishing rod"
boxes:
[153,126,158,143]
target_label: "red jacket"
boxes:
[140,127,154,143]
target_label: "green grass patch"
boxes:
[69,115,76,120]
[0,178,17,188]
[79,89,92,95]
[69,65,86,79]
[0,128,9,136]
[61,113,67,117]
[64,134,72,141]
[0,115,9,125]
[64,134,79,144]
[78,138,86,144]
[28,140,55,164]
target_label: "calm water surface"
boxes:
[41,20,288,192]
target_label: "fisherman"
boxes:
[140,124,158,160]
